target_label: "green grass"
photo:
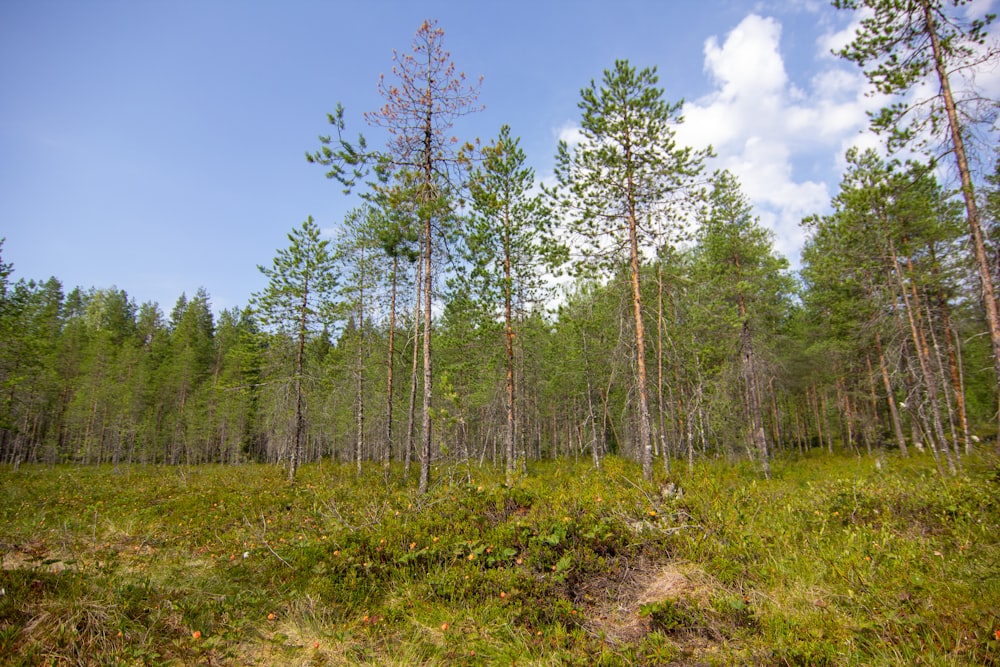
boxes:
[1,451,998,665]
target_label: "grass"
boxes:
[1,450,998,665]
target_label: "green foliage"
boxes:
[548,59,713,481]
[685,170,796,468]
[548,59,709,278]
[2,452,997,664]
[639,598,695,632]
[692,169,795,332]
[833,0,996,152]
[251,217,339,337]
[464,124,560,309]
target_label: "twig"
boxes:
[245,512,291,568]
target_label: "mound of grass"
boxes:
[1,451,998,665]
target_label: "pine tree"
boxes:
[371,186,420,475]
[164,288,215,464]
[802,149,974,472]
[835,0,1000,435]
[252,217,339,482]
[309,20,481,493]
[465,125,559,483]
[336,206,386,474]
[691,170,795,477]
[549,60,709,480]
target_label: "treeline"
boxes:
[0,144,995,473]
[2,7,998,481]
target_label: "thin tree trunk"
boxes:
[865,353,880,455]
[741,318,770,477]
[503,221,516,484]
[355,246,365,477]
[922,289,962,470]
[875,330,908,456]
[582,327,602,470]
[627,216,653,480]
[818,388,833,453]
[418,54,436,495]
[657,261,670,475]
[290,284,309,483]
[419,207,433,495]
[515,299,528,474]
[405,250,423,477]
[793,401,804,454]
[928,243,972,456]
[737,285,769,476]
[952,323,974,455]
[687,384,701,474]
[384,255,398,477]
[622,130,654,480]
[769,377,782,452]
[836,374,855,452]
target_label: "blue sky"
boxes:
[2,1,997,314]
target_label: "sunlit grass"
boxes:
[1,450,998,665]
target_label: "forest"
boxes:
[1,6,999,488]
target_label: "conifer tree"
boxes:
[252,217,339,482]
[691,170,794,477]
[365,183,420,474]
[336,206,386,474]
[211,307,262,464]
[309,20,481,493]
[835,0,1000,433]
[165,288,214,464]
[549,60,709,480]
[465,125,558,483]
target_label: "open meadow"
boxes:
[1,452,999,666]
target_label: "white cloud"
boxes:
[555,122,585,148]
[681,15,794,154]
[675,12,880,266]
[719,138,828,261]
[703,15,788,97]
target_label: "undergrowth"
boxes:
[1,450,998,665]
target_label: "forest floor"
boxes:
[1,449,998,665]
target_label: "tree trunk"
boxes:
[515,294,529,474]
[741,316,770,478]
[581,327,602,470]
[290,284,309,483]
[419,206,433,495]
[503,219,516,484]
[384,254,398,477]
[657,261,670,475]
[875,330,908,456]
[928,243,972,456]
[627,207,653,480]
[405,249,423,478]
[355,246,365,477]
[864,353,880,455]
[888,236,954,474]
[836,374,855,452]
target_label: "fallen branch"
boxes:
[243,512,291,568]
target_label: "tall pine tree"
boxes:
[549,60,709,480]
